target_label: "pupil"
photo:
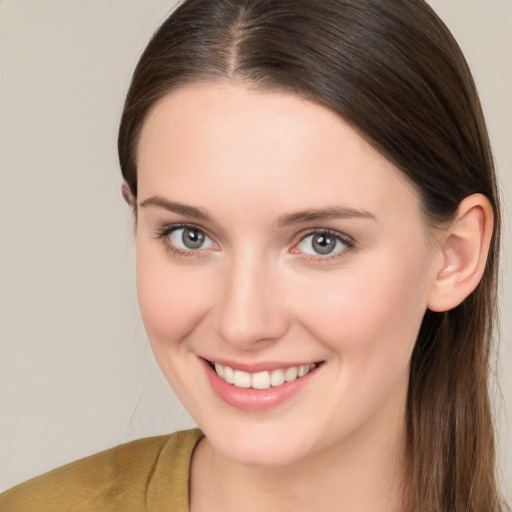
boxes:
[182,228,205,249]
[312,234,336,255]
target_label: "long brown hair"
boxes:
[118,0,507,509]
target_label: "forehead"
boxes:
[136,83,421,223]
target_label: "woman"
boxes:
[1,0,508,510]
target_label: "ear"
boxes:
[121,182,135,207]
[121,183,138,229]
[427,194,494,312]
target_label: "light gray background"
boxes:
[0,0,510,499]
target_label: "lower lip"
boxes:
[200,358,320,411]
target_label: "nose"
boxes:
[214,251,290,350]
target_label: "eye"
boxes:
[158,225,217,254]
[294,230,353,257]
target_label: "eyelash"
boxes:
[293,229,355,262]
[154,224,355,262]
[154,223,215,259]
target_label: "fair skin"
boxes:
[130,83,493,512]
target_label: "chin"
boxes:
[200,418,320,468]
[219,437,307,468]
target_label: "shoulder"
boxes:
[0,428,203,512]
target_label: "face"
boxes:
[135,83,439,467]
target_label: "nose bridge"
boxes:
[215,246,288,348]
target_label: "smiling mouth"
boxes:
[208,361,319,390]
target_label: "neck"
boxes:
[190,414,407,512]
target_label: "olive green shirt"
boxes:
[0,428,204,512]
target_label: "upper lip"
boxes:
[201,357,322,373]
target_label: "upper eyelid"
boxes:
[155,222,213,240]
[156,224,352,239]
[156,224,218,256]
[155,223,354,253]
[295,227,354,244]
[154,223,213,245]
[291,228,355,258]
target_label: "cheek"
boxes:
[135,249,212,349]
[291,257,431,438]
[296,247,432,376]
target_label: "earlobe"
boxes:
[427,194,494,312]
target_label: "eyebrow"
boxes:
[139,196,376,226]
[139,196,213,222]
[277,207,377,226]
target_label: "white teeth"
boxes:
[233,370,251,388]
[214,362,224,378]
[212,362,317,389]
[252,371,271,390]
[270,369,285,387]
[298,364,308,377]
[284,366,298,382]
[224,365,235,384]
